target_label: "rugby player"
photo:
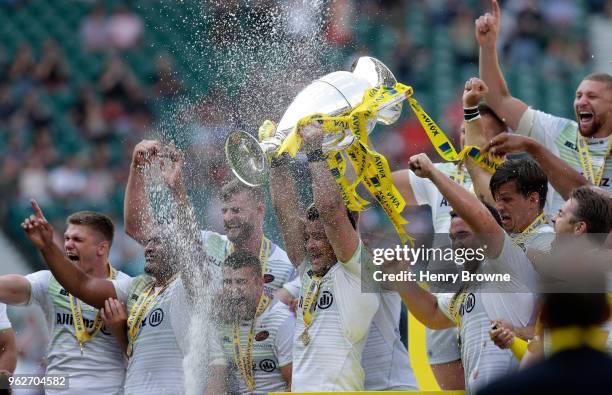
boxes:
[1,210,132,394]
[476,0,612,216]
[206,251,294,394]
[270,122,379,391]
[388,152,539,393]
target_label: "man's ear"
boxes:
[98,240,110,256]
[528,192,541,209]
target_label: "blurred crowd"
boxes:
[1,0,611,271]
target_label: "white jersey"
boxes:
[409,163,469,364]
[516,108,612,217]
[409,162,473,234]
[437,234,539,394]
[200,230,296,294]
[283,265,417,390]
[113,275,189,395]
[292,241,379,392]
[26,270,133,395]
[210,300,294,394]
[0,303,11,331]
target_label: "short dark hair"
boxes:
[490,158,548,210]
[583,73,612,91]
[543,293,610,329]
[450,200,503,227]
[569,186,612,244]
[220,178,265,204]
[478,103,507,133]
[66,211,114,245]
[223,251,262,276]
[306,203,357,230]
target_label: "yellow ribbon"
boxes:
[232,292,271,392]
[69,264,117,354]
[577,134,612,186]
[512,212,547,247]
[301,271,323,334]
[126,273,180,357]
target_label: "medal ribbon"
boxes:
[231,292,271,392]
[512,212,547,247]
[577,135,612,186]
[126,273,180,357]
[69,264,117,351]
[301,271,323,330]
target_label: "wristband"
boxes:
[464,105,481,122]
[306,148,327,162]
[270,153,290,168]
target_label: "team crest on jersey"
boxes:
[317,291,334,310]
[255,330,269,341]
[147,308,164,327]
[263,274,275,283]
[259,359,276,372]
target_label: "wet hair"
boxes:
[220,178,265,205]
[66,211,114,246]
[478,103,507,134]
[223,251,262,277]
[583,73,612,91]
[306,203,357,230]
[450,199,503,227]
[569,186,612,244]
[490,158,548,210]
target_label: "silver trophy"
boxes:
[225,57,404,186]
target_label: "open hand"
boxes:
[482,133,534,157]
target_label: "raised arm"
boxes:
[22,200,117,309]
[269,157,306,268]
[382,261,454,329]
[476,0,528,130]
[300,123,358,262]
[483,134,589,200]
[124,140,161,244]
[462,77,495,204]
[409,154,505,257]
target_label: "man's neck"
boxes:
[516,209,544,233]
[233,229,264,255]
[590,126,612,139]
[81,260,111,279]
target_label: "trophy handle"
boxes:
[225,130,270,187]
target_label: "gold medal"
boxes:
[300,329,311,346]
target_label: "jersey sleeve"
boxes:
[339,240,364,277]
[25,270,52,307]
[111,274,135,305]
[435,292,454,322]
[515,108,575,147]
[488,233,538,288]
[282,276,301,298]
[274,313,295,368]
[0,303,11,330]
[408,169,438,206]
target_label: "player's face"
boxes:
[449,217,481,272]
[493,181,538,233]
[305,220,336,275]
[222,190,261,244]
[574,80,612,137]
[64,224,105,265]
[552,198,583,236]
[222,267,263,321]
[144,235,174,277]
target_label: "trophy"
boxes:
[225,57,404,186]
